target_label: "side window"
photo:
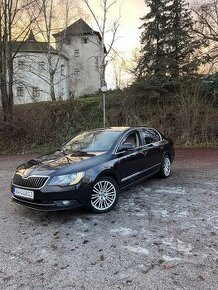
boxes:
[120,131,140,148]
[148,129,161,141]
[142,129,160,144]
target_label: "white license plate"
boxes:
[13,187,34,200]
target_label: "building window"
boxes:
[61,64,65,76]
[18,61,25,70]
[66,38,71,45]
[95,56,99,71]
[58,90,64,100]
[83,37,88,44]
[38,62,45,71]
[32,87,40,98]
[74,68,81,77]
[17,86,24,97]
[74,49,80,58]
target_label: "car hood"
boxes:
[15,151,107,177]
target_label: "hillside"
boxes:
[0,88,217,154]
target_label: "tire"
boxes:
[89,177,119,213]
[158,155,171,178]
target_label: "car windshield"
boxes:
[61,131,121,153]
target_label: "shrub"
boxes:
[0,86,217,154]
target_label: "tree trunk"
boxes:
[0,0,14,129]
[50,71,56,101]
[0,41,14,127]
[7,24,14,125]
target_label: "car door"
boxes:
[113,130,145,186]
[139,128,164,174]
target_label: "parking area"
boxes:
[0,149,217,290]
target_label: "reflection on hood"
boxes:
[41,154,89,170]
[16,150,105,172]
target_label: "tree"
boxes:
[82,0,120,126]
[192,0,218,72]
[29,0,77,101]
[0,0,36,128]
[125,47,141,78]
[137,0,202,81]
[82,0,119,87]
[110,50,127,89]
[167,0,202,77]
[137,0,170,77]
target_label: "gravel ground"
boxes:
[0,149,217,290]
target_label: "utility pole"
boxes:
[101,85,107,127]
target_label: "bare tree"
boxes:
[28,0,69,101]
[110,49,127,89]
[192,0,218,71]
[124,47,141,83]
[83,0,120,85]
[26,0,83,101]
[0,0,37,128]
[82,0,120,126]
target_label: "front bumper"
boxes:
[11,182,92,211]
[11,196,82,211]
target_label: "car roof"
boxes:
[96,127,130,132]
[88,126,156,133]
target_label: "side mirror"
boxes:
[118,143,135,152]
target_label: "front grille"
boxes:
[13,174,49,189]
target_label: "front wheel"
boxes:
[159,155,171,178]
[89,177,119,213]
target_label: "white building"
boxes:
[53,18,105,98]
[12,19,103,104]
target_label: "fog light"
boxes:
[62,200,70,206]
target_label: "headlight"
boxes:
[48,172,85,187]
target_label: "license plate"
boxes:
[13,187,34,200]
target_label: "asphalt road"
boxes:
[0,149,217,290]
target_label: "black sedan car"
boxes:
[11,127,174,213]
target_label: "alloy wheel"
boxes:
[91,180,117,211]
[163,156,171,177]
